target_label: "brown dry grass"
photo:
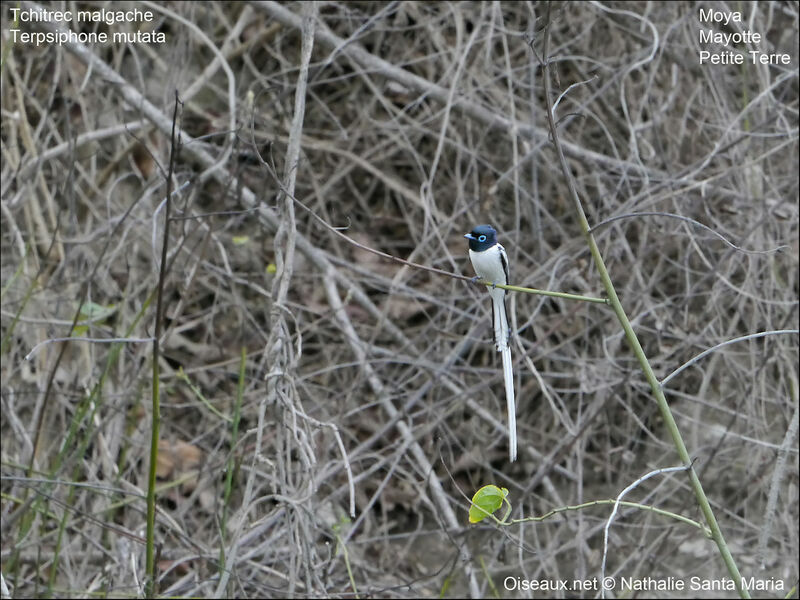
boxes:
[1,1,798,598]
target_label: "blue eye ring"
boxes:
[478,235,487,242]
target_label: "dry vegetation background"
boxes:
[1,1,799,598]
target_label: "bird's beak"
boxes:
[464,233,475,240]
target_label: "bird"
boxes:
[464,224,517,462]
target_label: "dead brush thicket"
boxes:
[1,1,798,598]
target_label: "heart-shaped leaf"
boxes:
[469,485,509,524]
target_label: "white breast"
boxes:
[468,244,508,285]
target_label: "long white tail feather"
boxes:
[492,293,516,462]
[501,345,516,461]
[490,288,508,351]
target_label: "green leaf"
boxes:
[78,301,116,322]
[469,485,509,524]
[232,235,250,245]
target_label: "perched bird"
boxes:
[464,225,517,462]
